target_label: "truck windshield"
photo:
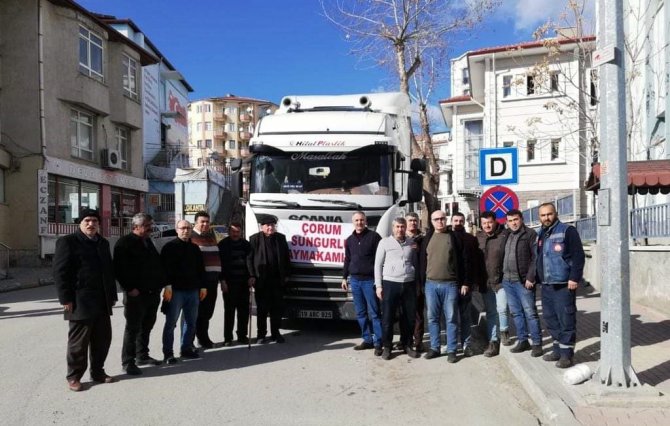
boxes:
[250,152,392,195]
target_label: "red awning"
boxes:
[586,160,670,194]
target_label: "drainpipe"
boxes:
[665,0,670,168]
[492,53,498,147]
[38,0,46,157]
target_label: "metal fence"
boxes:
[631,202,670,239]
[522,194,574,227]
[575,216,597,241]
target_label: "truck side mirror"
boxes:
[407,172,423,203]
[231,171,243,198]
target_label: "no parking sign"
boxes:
[479,185,519,224]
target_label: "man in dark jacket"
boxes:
[502,209,541,357]
[475,211,509,358]
[536,203,585,368]
[114,213,166,375]
[54,208,118,392]
[160,220,207,364]
[247,215,291,344]
[218,222,252,345]
[451,212,477,358]
[341,211,383,355]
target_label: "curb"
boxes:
[0,278,54,293]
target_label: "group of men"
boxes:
[343,203,585,368]
[54,209,288,392]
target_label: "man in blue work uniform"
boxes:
[536,202,585,368]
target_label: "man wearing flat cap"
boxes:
[54,208,118,392]
[247,215,290,343]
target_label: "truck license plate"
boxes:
[297,310,333,319]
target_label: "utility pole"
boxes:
[594,0,640,388]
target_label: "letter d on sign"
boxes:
[490,158,506,176]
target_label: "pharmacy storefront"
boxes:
[38,156,148,256]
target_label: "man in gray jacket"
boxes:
[374,217,419,360]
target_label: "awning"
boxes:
[586,160,670,194]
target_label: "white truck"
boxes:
[230,92,424,320]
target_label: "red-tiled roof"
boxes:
[586,160,670,194]
[439,95,472,104]
[468,36,596,57]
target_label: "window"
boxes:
[551,138,561,160]
[590,69,598,106]
[197,158,203,167]
[228,140,236,150]
[502,75,512,98]
[196,140,203,148]
[155,194,175,213]
[204,122,213,131]
[205,139,212,148]
[115,126,130,170]
[526,139,536,161]
[70,109,94,161]
[462,68,470,85]
[48,176,100,224]
[526,75,535,95]
[463,88,471,96]
[503,141,514,147]
[226,123,236,132]
[122,54,138,100]
[550,71,560,92]
[196,122,203,132]
[225,106,238,115]
[204,104,211,113]
[79,26,103,80]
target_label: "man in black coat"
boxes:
[218,222,252,345]
[54,208,118,392]
[114,213,166,375]
[247,215,291,344]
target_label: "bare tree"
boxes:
[322,0,498,216]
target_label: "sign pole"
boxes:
[594,0,640,388]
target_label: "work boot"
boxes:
[556,356,574,369]
[424,349,440,359]
[414,342,425,353]
[463,346,474,357]
[500,330,512,346]
[543,352,560,362]
[530,345,543,358]
[483,341,500,358]
[404,346,420,359]
[374,346,383,357]
[381,347,392,360]
[510,340,531,353]
[123,363,142,376]
[353,341,374,351]
[447,352,458,363]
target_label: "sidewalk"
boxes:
[0,266,53,293]
[501,284,670,425]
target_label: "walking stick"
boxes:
[248,287,254,350]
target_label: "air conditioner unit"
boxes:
[101,149,122,170]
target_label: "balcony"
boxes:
[213,129,227,139]
[239,113,251,122]
[213,111,226,121]
[239,131,252,140]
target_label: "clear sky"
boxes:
[77,0,588,128]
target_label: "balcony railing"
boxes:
[239,131,252,140]
[239,113,251,122]
[631,202,670,239]
[213,111,226,121]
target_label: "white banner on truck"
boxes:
[278,220,354,265]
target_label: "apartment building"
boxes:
[188,96,277,170]
[439,36,596,223]
[97,15,194,224]
[0,0,158,259]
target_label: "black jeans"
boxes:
[223,281,250,341]
[256,279,284,338]
[381,280,417,349]
[66,315,112,380]
[121,291,160,366]
[196,280,219,344]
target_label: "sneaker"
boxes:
[165,356,178,365]
[123,363,142,376]
[500,330,512,346]
[543,352,561,362]
[381,348,392,360]
[447,352,458,363]
[463,346,474,358]
[237,337,249,345]
[273,335,286,344]
[483,341,500,358]
[180,349,200,359]
[556,356,574,369]
[404,347,420,359]
[510,341,531,353]
[530,345,543,358]
[374,347,383,357]
[424,349,440,359]
[136,356,161,366]
[353,341,374,351]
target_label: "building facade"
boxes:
[0,0,158,259]
[188,96,277,170]
[439,36,596,224]
[98,16,194,224]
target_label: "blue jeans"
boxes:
[350,277,382,347]
[482,287,509,342]
[503,280,542,345]
[162,289,199,357]
[425,280,459,353]
[541,283,576,357]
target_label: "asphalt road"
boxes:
[0,286,542,425]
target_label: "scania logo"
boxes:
[288,215,344,223]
